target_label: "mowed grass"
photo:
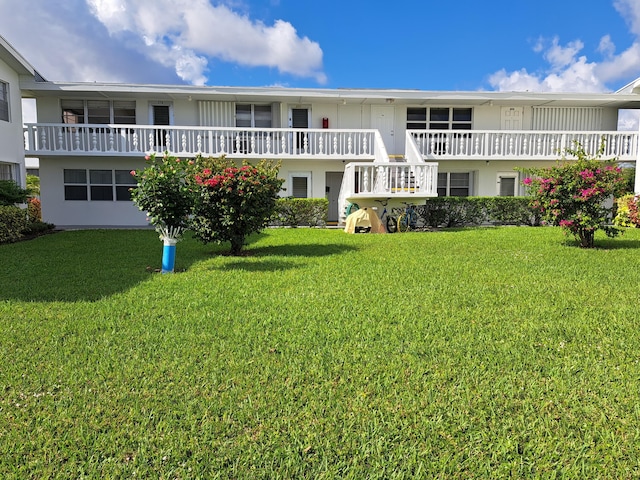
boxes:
[1,227,640,478]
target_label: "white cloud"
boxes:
[0,0,181,83]
[85,0,326,84]
[488,0,640,94]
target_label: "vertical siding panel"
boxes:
[198,101,235,126]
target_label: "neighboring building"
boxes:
[0,35,39,188]
[19,76,640,227]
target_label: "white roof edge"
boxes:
[18,78,640,102]
[0,34,36,77]
[615,77,640,94]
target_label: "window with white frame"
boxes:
[407,107,472,130]
[0,81,9,122]
[0,162,15,181]
[64,169,137,201]
[236,104,272,128]
[61,100,136,124]
[437,172,472,197]
[289,172,311,198]
[497,172,519,196]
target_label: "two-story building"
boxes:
[0,35,39,189]
[20,76,640,228]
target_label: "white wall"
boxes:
[40,156,149,227]
[0,57,26,186]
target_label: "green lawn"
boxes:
[1,227,640,478]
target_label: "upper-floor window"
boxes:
[236,104,272,128]
[0,82,9,122]
[407,107,472,130]
[62,100,136,125]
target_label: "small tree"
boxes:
[190,156,284,255]
[130,153,195,237]
[130,153,196,272]
[522,143,626,248]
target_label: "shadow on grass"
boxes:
[559,236,640,250]
[211,243,357,272]
[0,230,206,303]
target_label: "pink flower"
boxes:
[130,170,136,176]
[523,177,532,185]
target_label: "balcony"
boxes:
[23,124,380,160]
[408,130,639,162]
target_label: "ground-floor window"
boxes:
[289,172,311,198]
[0,162,16,181]
[437,172,472,196]
[497,172,519,196]
[64,168,137,201]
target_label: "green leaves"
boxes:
[190,157,284,255]
[521,143,626,247]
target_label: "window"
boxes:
[64,169,88,200]
[236,104,272,128]
[0,81,9,122]
[406,107,472,130]
[289,172,311,198]
[438,172,471,197]
[62,100,136,124]
[90,170,113,201]
[115,169,137,200]
[0,163,15,181]
[64,169,136,201]
[498,173,518,196]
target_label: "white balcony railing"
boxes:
[338,161,438,199]
[23,124,378,159]
[408,130,639,161]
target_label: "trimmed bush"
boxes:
[614,194,640,228]
[0,205,28,243]
[0,180,28,206]
[415,197,537,228]
[272,197,329,227]
[27,197,42,222]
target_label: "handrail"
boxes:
[407,129,638,160]
[23,123,379,158]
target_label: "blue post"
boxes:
[161,237,177,273]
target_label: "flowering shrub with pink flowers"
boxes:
[190,156,284,255]
[521,143,626,248]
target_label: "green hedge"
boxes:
[0,205,28,243]
[416,197,539,228]
[272,197,329,227]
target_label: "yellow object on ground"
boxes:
[344,207,386,233]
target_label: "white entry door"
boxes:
[371,105,395,154]
[501,107,523,130]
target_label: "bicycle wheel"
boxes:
[408,210,418,228]
[386,215,397,233]
[397,213,411,232]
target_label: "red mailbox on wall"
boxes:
[322,117,329,129]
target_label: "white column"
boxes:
[636,122,640,194]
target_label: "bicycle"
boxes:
[396,202,419,232]
[374,199,397,233]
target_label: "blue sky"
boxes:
[1,0,640,94]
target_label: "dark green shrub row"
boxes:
[416,197,540,228]
[0,179,28,206]
[272,197,329,227]
[0,205,29,243]
[0,205,56,244]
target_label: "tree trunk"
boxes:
[229,235,245,255]
[578,229,595,248]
